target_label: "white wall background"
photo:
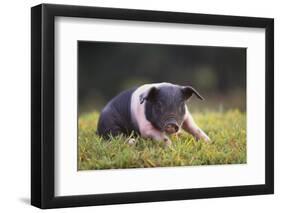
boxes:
[0,0,279,212]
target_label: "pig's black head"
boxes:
[140,84,203,134]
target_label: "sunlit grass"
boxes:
[78,110,246,170]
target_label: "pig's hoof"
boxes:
[127,138,137,145]
[203,135,211,143]
[197,130,211,143]
[164,138,172,147]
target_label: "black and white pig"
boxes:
[97,83,210,146]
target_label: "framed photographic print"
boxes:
[31,3,274,209]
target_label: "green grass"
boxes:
[78,110,246,170]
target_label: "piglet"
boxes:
[97,83,210,146]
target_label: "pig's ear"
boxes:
[182,86,204,100]
[139,87,158,104]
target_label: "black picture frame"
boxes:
[31,3,274,209]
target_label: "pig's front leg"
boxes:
[140,125,172,146]
[182,108,210,142]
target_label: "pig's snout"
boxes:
[164,122,179,134]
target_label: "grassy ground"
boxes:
[78,110,246,170]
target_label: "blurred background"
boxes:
[78,41,246,114]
